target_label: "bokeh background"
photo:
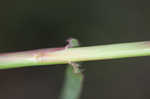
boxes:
[0,0,150,99]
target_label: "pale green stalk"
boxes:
[59,63,83,99]
[0,41,150,69]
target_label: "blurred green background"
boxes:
[0,0,150,99]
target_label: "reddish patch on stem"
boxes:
[32,47,65,62]
[0,47,65,58]
[142,41,150,47]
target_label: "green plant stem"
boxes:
[59,64,83,99]
[0,41,150,69]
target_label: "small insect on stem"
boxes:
[65,38,79,49]
[65,38,81,73]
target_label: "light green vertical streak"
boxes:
[59,65,83,99]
